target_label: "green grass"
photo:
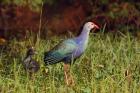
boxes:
[0,33,140,93]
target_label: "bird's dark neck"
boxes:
[24,55,32,63]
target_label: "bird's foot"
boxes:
[64,72,75,87]
[65,77,75,87]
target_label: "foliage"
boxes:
[0,32,140,92]
[0,0,57,11]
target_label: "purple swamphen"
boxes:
[44,22,99,85]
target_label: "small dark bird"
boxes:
[23,46,40,76]
[44,22,99,85]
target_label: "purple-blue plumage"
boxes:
[44,22,99,65]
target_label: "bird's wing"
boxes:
[44,39,78,65]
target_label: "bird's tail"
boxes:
[44,52,62,65]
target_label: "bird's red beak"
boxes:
[94,24,100,29]
[93,23,100,29]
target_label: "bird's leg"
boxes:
[28,72,33,80]
[63,63,74,86]
[64,63,69,85]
